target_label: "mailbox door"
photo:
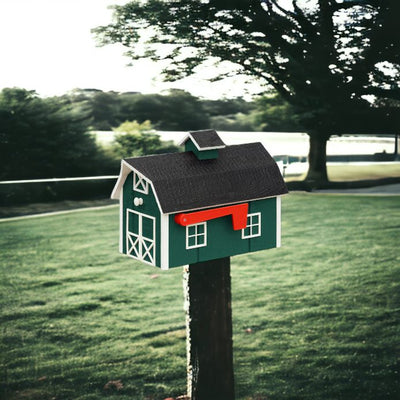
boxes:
[126,209,156,266]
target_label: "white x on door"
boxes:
[126,209,156,266]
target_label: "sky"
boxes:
[0,0,263,99]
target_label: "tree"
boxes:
[63,89,121,130]
[94,0,400,183]
[202,97,256,117]
[155,89,210,130]
[119,90,210,130]
[0,88,109,180]
[204,97,260,130]
[65,89,210,131]
[111,120,180,158]
[209,112,259,131]
[255,93,303,132]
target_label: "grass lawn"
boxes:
[285,162,400,182]
[327,163,400,181]
[1,194,399,400]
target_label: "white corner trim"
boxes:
[160,214,169,270]
[119,192,124,253]
[276,196,282,248]
[111,160,132,199]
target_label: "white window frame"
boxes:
[133,172,149,194]
[186,222,207,249]
[242,212,262,239]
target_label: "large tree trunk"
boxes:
[305,133,329,184]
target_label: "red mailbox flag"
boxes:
[175,203,248,231]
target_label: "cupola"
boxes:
[179,129,226,160]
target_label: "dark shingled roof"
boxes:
[123,142,288,214]
[184,129,226,150]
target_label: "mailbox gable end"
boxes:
[119,169,163,268]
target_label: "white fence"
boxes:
[0,175,118,185]
[0,175,119,206]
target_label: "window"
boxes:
[242,213,261,239]
[133,172,149,194]
[186,222,207,249]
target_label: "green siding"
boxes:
[199,215,249,261]
[249,197,277,252]
[122,172,161,267]
[185,140,219,160]
[168,198,278,268]
[169,214,199,266]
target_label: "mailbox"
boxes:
[111,129,288,269]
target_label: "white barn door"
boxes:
[126,209,156,266]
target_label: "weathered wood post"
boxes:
[184,258,234,400]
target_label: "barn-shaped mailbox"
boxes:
[111,130,288,269]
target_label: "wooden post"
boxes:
[183,257,235,400]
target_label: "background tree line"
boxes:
[0,86,298,181]
[0,88,112,181]
[63,87,297,132]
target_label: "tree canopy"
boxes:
[94,0,400,182]
[65,89,211,131]
[111,120,180,158]
[0,88,110,180]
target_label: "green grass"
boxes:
[1,194,399,400]
[285,162,400,182]
[327,163,400,181]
